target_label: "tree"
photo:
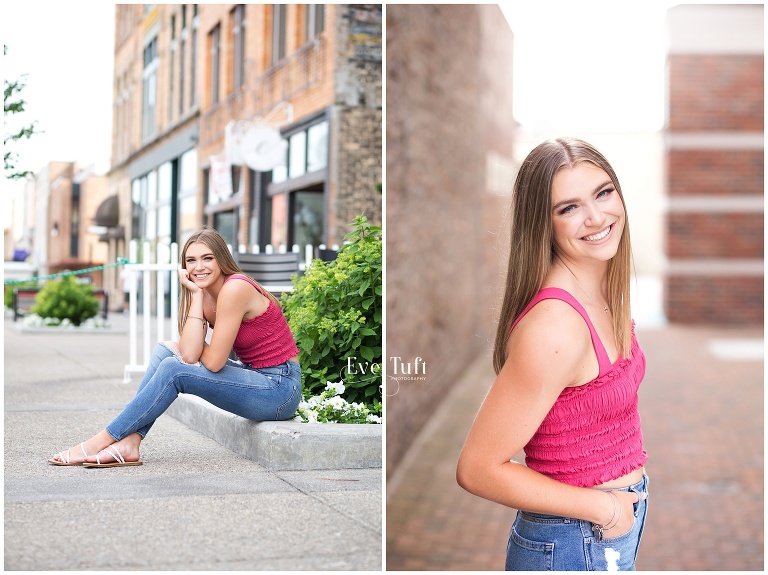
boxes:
[4,45,41,180]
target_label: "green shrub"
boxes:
[282,215,382,408]
[4,280,37,309]
[31,275,99,326]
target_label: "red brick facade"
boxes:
[668,55,763,132]
[667,213,763,259]
[668,150,763,196]
[664,5,764,325]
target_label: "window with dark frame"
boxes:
[179,5,186,115]
[142,36,158,141]
[169,14,176,123]
[232,4,246,91]
[272,4,286,65]
[209,23,220,105]
[191,4,198,107]
[306,4,325,40]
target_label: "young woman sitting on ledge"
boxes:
[49,228,301,468]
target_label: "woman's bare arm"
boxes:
[456,300,637,533]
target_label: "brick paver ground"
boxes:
[386,325,763,570]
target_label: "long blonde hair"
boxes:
[492,137,633,374]
[178,228,280,334]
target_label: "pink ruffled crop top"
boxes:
[510,287,648,487]
[216,274,299,368]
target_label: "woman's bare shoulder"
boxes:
[504,298,592,386]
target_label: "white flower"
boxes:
[366,414,381,424]
[327,396,342,408]
[325,380,345,395]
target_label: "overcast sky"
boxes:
[500,1,683,133]
[3,2,115,229]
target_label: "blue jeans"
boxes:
[505,474,650,571]
[106,343,302,441]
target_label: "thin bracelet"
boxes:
[603,492,623,532]
[187,315,207,326]
[592,491,618,541]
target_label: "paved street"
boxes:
[386,324,763,571]
[4,313,382,571]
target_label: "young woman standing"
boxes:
[457,138,649,571]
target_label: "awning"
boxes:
[94,195,120,228]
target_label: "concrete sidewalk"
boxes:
[4,313,382,570]
[386,324,763,571]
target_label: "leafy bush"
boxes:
[31,276,99,326]
[4,279,37,309]
[282,215,382,408]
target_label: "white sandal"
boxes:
[48,442,89,466]
[83,445,143,468]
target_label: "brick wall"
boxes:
[668,55,763,131]
[664,5,764,325]
[668,150,763,196]
[386,5,514,475]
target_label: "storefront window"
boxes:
[177,148,198,243]
[292,190,324,251]
[213,210,237,249]
[307,120,328,172]
[288,131,307,179]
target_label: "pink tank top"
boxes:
[510,287,648,487]
[218,274,299,368]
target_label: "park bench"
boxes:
[233,251,302,296]
[12,286,109,322]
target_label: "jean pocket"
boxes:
[506,525,555,571]
[586,515,641,571]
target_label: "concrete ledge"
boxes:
[12,324,127,335]
[166,394,382,471]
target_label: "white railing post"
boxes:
[156,259,165,345]
[304,244,313,269]
[123,241,181,382]
[265,244,274,254]
[125,240,139,383]
[142,242,152,368]
[170,242,179,341]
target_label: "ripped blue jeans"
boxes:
[106,343,302,441]
[505,474,649,571]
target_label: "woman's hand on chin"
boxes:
[178,266,201,293]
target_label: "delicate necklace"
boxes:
[556,260,609,313]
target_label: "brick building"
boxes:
[664,4,763,324]
[386,5,515,475]
[22,161,110,282]
[104,4,381,302]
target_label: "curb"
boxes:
[12,324,128,335]
[166,394,382,471]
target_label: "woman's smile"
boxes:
[580,223,613,243]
